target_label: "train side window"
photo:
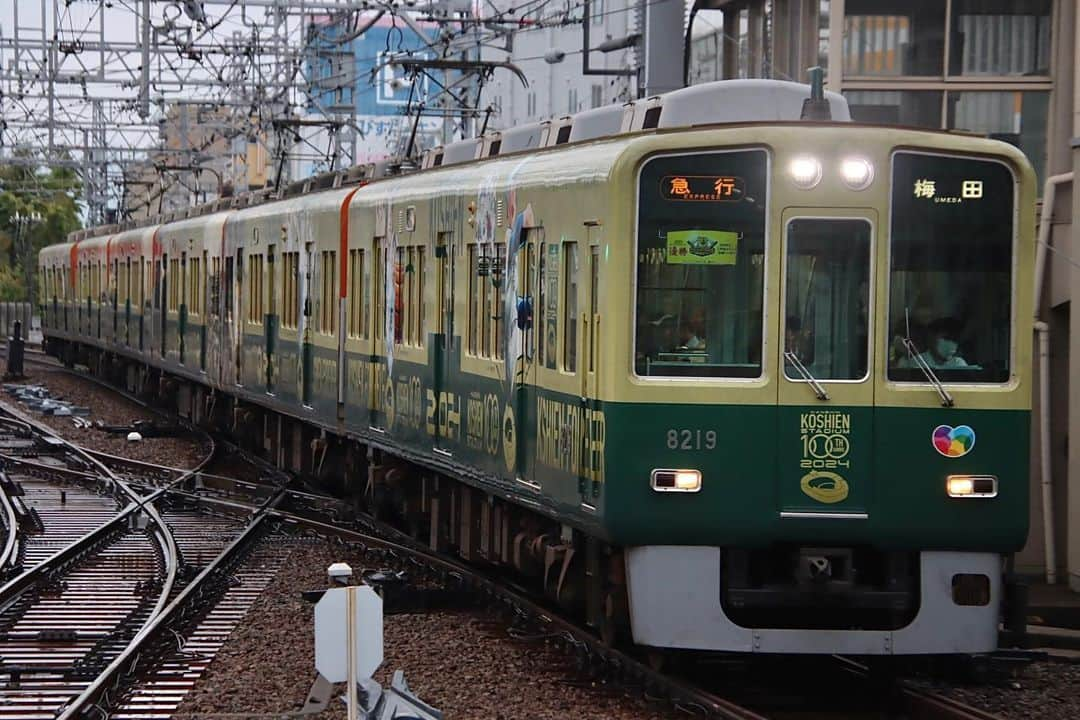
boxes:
[348,249,363,338]
[374,241,384,342]
[319,250,336,335]
[168,257,180,312]
[414,246,424,347]
[210,256,220,318]
[492,242,505,360]
[541,242,559,369]
[192,253,202,316]
[467,244,478,355]
[395,246,406,345]
[562,241,578,372]
[224,257,234,319]
[589,245,599,372]
[248,254,264,324]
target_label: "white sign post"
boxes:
[315,581,384,720]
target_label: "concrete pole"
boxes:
[642,0,684,95]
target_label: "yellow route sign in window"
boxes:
[666,230,738,266]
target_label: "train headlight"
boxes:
[788,156,822,189]
[840,157,874,190]
[946,475,998,498]
[651,469,702,493]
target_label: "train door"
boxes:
[368,238,384,429]
[234,247,244,385]
[776,211,876,518]
[433,231,455,452]
[266,241,277,393]
[513,229,541,483]
[580,240,601,504]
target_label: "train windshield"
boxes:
[887,152,1015,384]
[635,149,768,378]
[784,218,871,381]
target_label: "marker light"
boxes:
[651,469,702,493]
[840,157,875,190]
[946,475,998,498]
[789,156,822,189]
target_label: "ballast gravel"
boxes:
[174,539,684,719]
[16,363,208,468]
[919,660,1080,719]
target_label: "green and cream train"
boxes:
[39,79,1035,655]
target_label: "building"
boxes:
[123,102,266,220]
[481,0,640,129]
[687,0,1077,588]
[300,13,445,177]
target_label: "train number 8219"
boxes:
[666,429,718,450]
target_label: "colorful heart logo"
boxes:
[932,425,976,458]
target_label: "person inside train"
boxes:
[898,317,969,370]
[677,320,705,351]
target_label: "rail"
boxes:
[0,473,18,574]
[56,485,286,718]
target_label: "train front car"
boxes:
[609,124,1035,655]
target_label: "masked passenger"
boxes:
[901,317,969,370]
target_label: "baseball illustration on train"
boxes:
[38,78,1035,656]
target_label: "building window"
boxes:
[843,0,945,77]
[844,90,943,128]
[568,88,579,114]
[591,84,603,109]
[948,0,1050,77]
[947,90,1049,182]
[527,92,537,117]
[592,0,604,25]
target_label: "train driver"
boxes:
[898,317,969,370]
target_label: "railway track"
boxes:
[0,393,287,719]
[5,350,1014,720]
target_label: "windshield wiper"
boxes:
[902,337,955,407]
[784,351,829,401]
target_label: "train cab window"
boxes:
[887,152,1014,383]
[635,149,768,378]
[783,219,871,381]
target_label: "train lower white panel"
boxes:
[625,546,1001,654]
